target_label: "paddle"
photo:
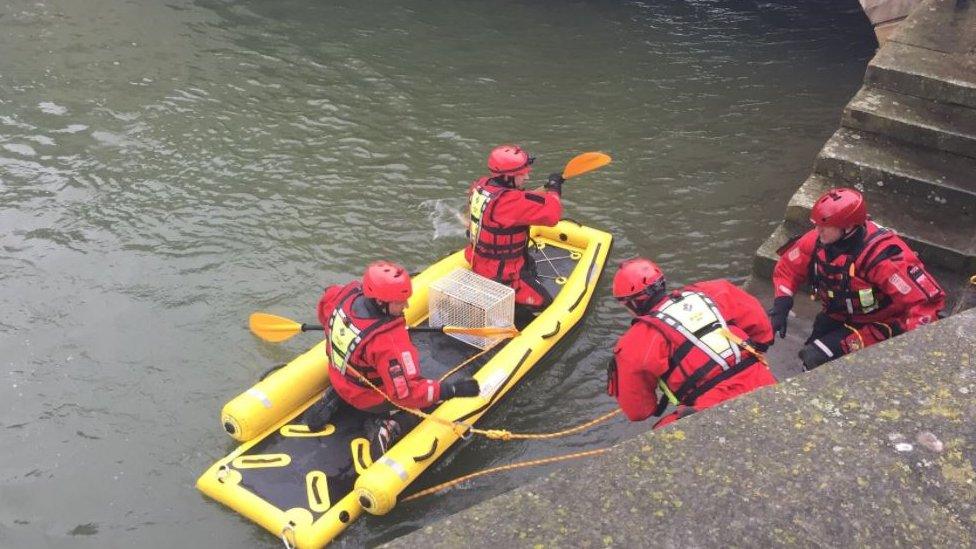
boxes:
[525,151,612,193]
[249,312,519,344]
[561,151,611,180]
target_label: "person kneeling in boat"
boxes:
[466,144,563,310]
[307,260,480,456]
[607,258,777,429]
[769,187,946,371]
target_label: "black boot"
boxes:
[305,388,341,432]
[365,416,402,460]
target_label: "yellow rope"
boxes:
[345,364,622,441]
[719,328,769,366]
[345,364,471,436]
[474,409,621,441]
[400,447,611,502]
[843,323,864,351]
[439,347,492,382]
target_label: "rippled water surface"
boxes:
[0,0,874,546]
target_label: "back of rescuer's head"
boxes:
[487,144,534,184]
[810,187,867,229]
[362,261,412,315]
[613,257,666,316]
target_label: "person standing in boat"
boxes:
[768,187,946,371]
[466,144,564,309]
[307,260,480,455]
[607,258,777,428]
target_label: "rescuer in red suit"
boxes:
[769,187,946,371]
[607,258,777,428]
[307,260,480,454]
[465,144,563,309]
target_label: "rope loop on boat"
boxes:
[280,522,296,549]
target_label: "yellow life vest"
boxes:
[468,185,493,248]
[325,284,396,377]
[328,306,362,375]
[650,291,741,371]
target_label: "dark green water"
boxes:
[0,0,874,546]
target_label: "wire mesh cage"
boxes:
[428,268,515,350]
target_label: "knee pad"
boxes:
[799,341,833,371]
[305,388,341,431]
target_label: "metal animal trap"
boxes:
[428,268,515,350]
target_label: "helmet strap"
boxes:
[841,224,865,241]
[365,297,391,317]
[625,280,667,316]
[491,175,517,188]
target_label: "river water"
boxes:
[0,1,874,546]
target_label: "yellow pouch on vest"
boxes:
[858,288,875,307]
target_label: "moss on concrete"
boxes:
[387,310,976,548]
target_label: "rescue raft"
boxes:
[196,220,612,548]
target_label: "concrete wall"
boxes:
[860,0,922,43]
[388,307,976,548]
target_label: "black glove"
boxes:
[767,295,793,339]
[749,339,772,353]
[544,172,564,195]
[441,378,480,399]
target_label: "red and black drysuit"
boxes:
[465,176,562,308]
[608,279,777,428]
[316,281,442,413]
[773,221,945,368]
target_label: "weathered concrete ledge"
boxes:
[388,309,976,548]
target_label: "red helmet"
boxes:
[810,188,867,228]
[487,144,534,176]
[612,258,665,299]
[362,261,412,302]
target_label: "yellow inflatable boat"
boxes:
[196,220,612,547]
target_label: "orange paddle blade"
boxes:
[249,312,304,343]
[442,325,519,338]
[562,152,611,179]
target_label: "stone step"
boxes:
[843,86,976,159]
[814,127,976,219]
[785,174,976,273]
[752,223,792,281]
[888,0,976,57]
[867,41,976,109]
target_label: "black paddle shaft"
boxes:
[299,323,443,333]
